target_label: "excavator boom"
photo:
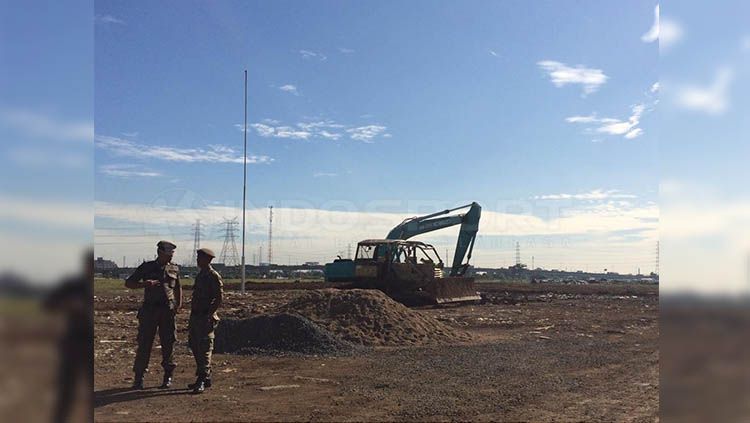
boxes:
[386,202,481,276]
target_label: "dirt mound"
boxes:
[280,289,469,346]
[214,313,355,356]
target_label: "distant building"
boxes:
[303,261,320,266]
[94,257,118,272]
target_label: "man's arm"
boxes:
[174,273,182,310]
[208,274,223,315]
[124,263,147,289]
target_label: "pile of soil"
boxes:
[280,289,469,346]
[214,313,355,356]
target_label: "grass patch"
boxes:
[94,277,324,294]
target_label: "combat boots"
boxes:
[159,370,173,389]
[132,372,145,390]
[188,377,211,389]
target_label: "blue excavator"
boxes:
[324,202,482,305]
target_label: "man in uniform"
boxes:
[125,240,182,389]
[187,247,223,394]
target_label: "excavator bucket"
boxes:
[427,277,481,304]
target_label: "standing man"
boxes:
[125,240,182,389]
[188,248,223,394]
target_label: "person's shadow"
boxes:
[94,386,193,407]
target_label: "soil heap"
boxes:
[280,289,469,346]
[214,313,355,356]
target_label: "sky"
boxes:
[0,0,93,281]
[658,1,750,294]
[92,0,661,274]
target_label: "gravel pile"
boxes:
[214,313,355,356]
[280,289,469,346]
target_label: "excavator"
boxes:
[324,202,482,305]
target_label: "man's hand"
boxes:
[144,279,161,287]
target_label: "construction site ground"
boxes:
[93,280,659,422]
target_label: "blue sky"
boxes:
[92,1,661,272]
[95,1,657,205]
[0,0,93,280]
[658,1,750,294]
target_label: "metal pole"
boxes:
[241,70,248,294]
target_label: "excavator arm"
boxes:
[385,202,481,276]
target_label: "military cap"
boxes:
[196,248,216,258]
[157,240,177,252]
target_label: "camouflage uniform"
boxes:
[127,260,181,376]
[188,264,223,380]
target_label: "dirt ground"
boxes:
[93,281,659,422]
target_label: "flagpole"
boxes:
[241,69,248,294]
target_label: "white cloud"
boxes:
[244,120,388,143]
[313,172,338,178]
[566,103,647,140]
[94,200,657,273]
[673,68,733,115]
[0,194,92,228]
[338,47,355,54]
[8,148,89,169]
[276,126,312,139]
[96,135,273,164]
[537,60,608,95]
[296,120,345,131]
[95,199,656,240]
[96,14,125,25]
[624,128,643,139]
[247,123,275,137]
[597,104,644,136]
[660,181,750,294]
[99,164,162,178]
[246,123,311,140]
[641,5,660,43]
[278,84,299,95]
[299,49,327,61]
[659,19,684,51]
[565,115,598,124]
[640,5,683,51]
[650,82,660,93]
[533,189,637,201]
[489,50,498,57]
[347,125,389,142]
[0,108,93,143]
[319,130,342,140]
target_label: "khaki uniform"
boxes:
[127,260,181,375]
[188,265,223,379]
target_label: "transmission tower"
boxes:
[268,206,273,265]
[655,241,660,275]
[192,219,202,265]
[515,241,521,266]
[348,243,353,260]
[218,218,240,267]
